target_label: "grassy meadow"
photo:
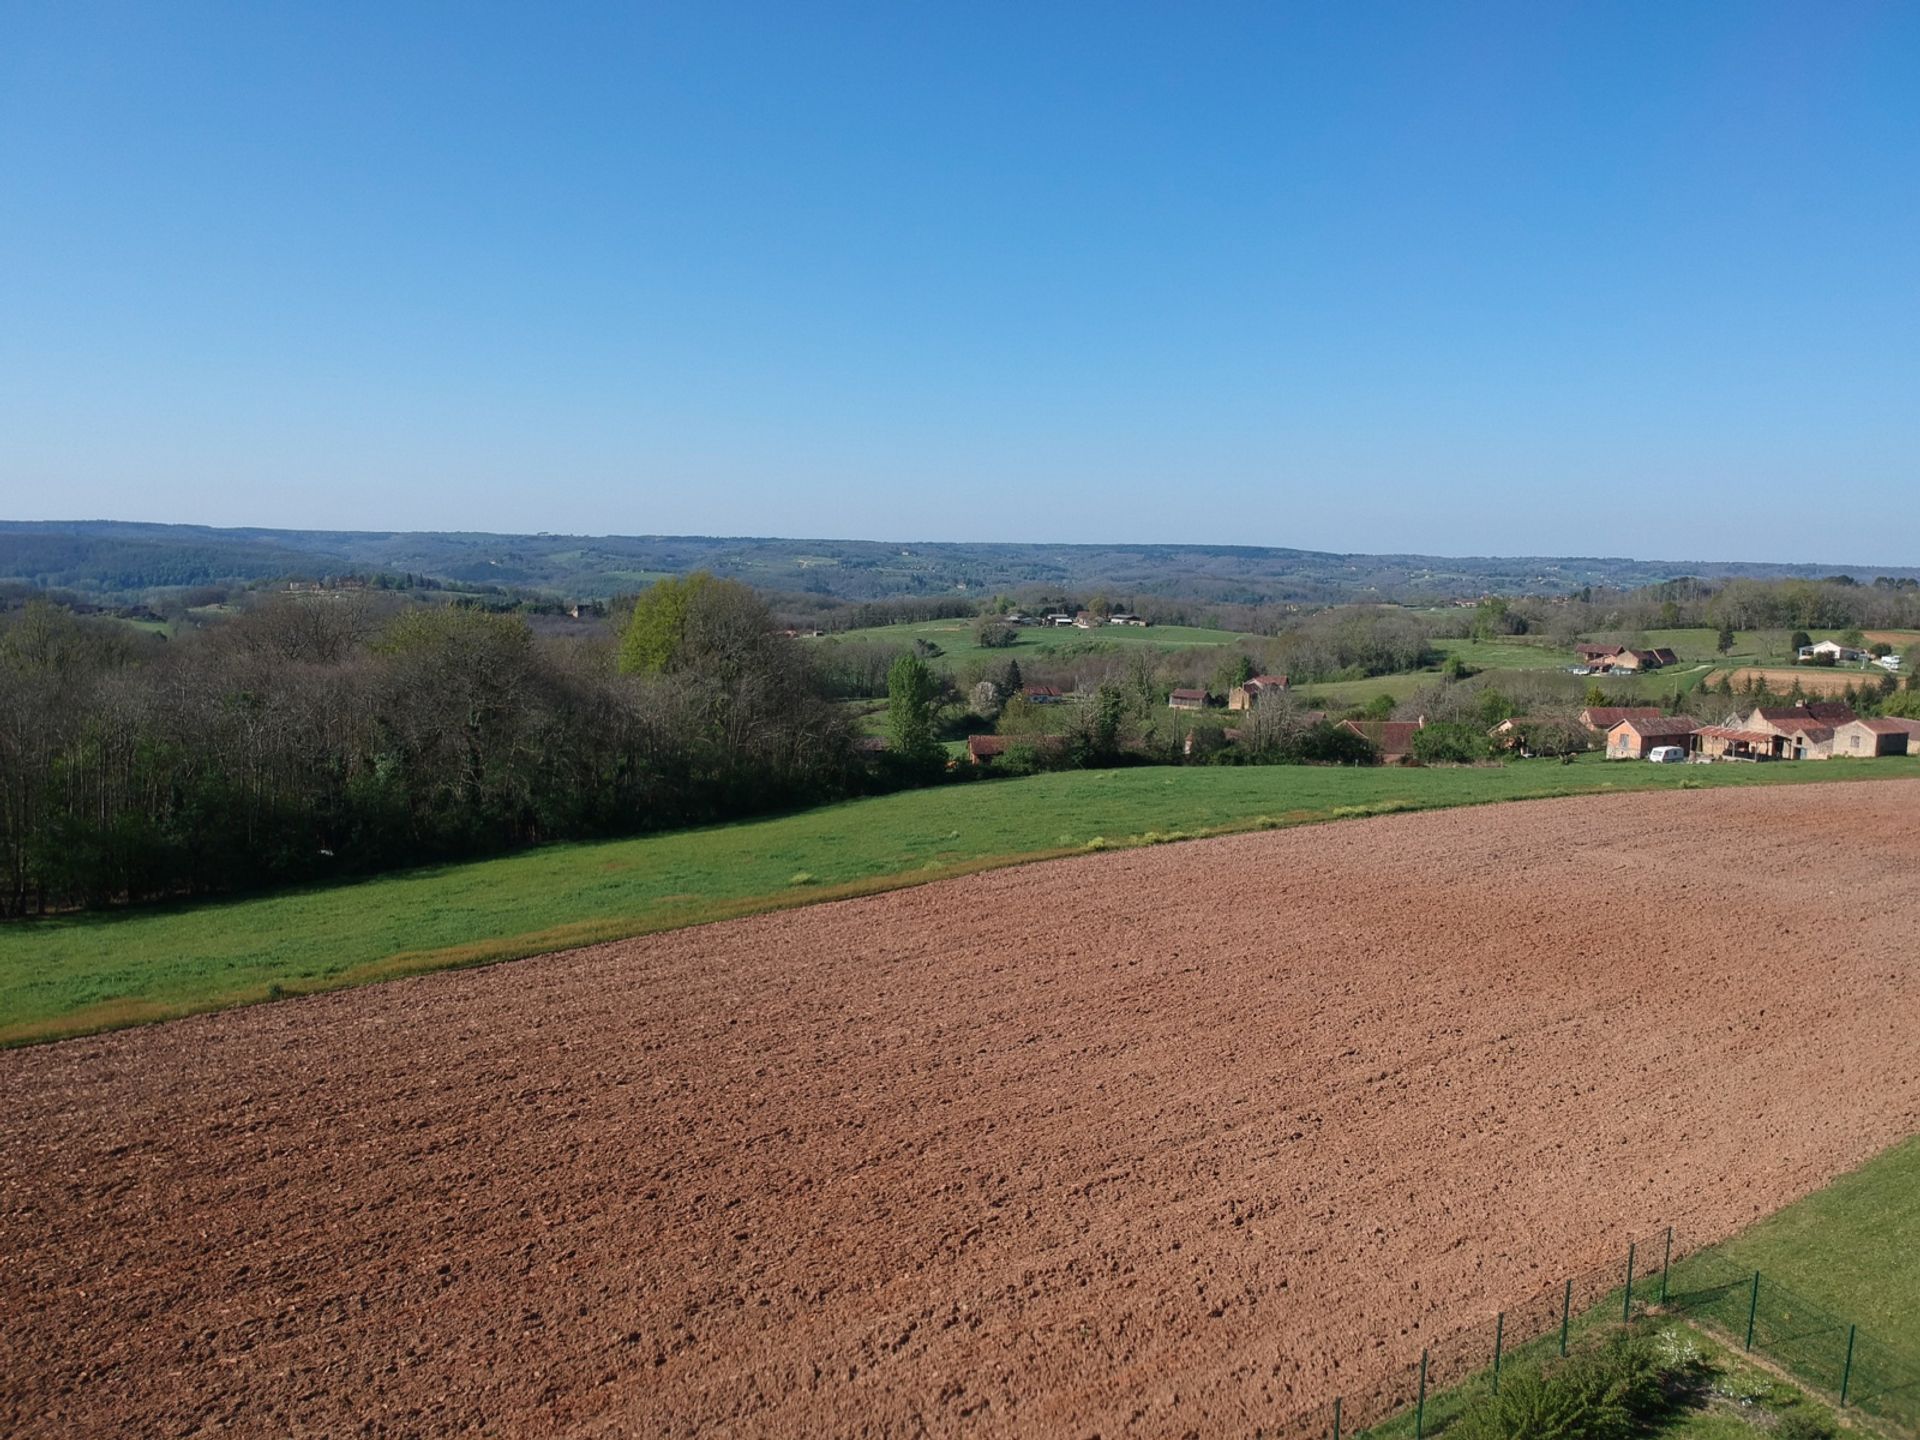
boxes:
[814,617,1259,666]
[5,754,1920,1047]
[821,622,1910,719]
[1710,1135,1920,1340]
[1293,626,1914,713]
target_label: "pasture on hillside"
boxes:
[1292,625,1916,712]
[811,617,1260,666]
[6,759,1920,1046]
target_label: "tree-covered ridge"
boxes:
[5,519,1918,606]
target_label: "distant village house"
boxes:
[1337,718,1423,764]
[1227,675,1290,710]
[1604,715,1698,759]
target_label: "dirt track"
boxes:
[3,783,1918,1438]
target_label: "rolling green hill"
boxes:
[8,520,1919,604]
[814,618,1259,666]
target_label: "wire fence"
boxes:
[1267,1228,1920,1440]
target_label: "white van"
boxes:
[1647,745,1688,764]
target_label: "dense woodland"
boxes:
[0,582,853,917]
[4,570,1917,916]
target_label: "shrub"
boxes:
[1411,721,1494,765]
[1774,1409,1836,1440]
[973,618,1018,649]
[1449,1327,1668,1440]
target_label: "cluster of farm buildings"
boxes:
[1002,610,1151,629]
[1586,703,1919,762]
[1571,644,1678,674]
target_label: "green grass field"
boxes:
[1430,636,1570,670]
[1291,661,1719,712]
[815,618,1259,666]
[5,755,1919,1047]
[1710,1135,1920,1341]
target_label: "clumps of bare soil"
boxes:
[3,782,1917,1437]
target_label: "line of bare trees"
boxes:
[0,588,856,917]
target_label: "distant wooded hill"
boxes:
[3,519,1916,604]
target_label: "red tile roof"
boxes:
[1611,716,1698,737]
[1582,706,1663,729]
[1169,688,1208,702]
[1695,726,1774,744]
[967,734,1065,761]
[1755,704,1857,729]
[1339,719,1422,754]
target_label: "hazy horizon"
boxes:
[9,514,1920,576]
[4,3,1916,558]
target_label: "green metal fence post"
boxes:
[1624,1242,1636,1322]
[1659,1227,1672,1306]
[1493,1311,1505,1395]
[1416,1350,1429,1440]
[1839,1326,1856,1408]
[1744,1271,1761,1351]
[1560,1278,1573,1356]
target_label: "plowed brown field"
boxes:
[4,783,1919,1438]
[1701,666,1878,697]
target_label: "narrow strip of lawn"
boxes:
[4,756,1918,1046]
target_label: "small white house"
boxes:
[1798,640,1869,664]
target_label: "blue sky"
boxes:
[2,2,1915,561]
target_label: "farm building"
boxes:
[1580,705,1663,732]
[1337,718,1423,763]
[1782,724,1836,761]
[1602,648,1677,673]
[1107,612,1149,626]
[1692,725,1776,761]
[1168,688,1209,712]
[1605,715,1697,759]
[1831,718,1913,758]
[1227,675,1290,710]
[1692,705,1862,760]
[1578,647,1677,674]
[1022,685,1065,704]
[1798,640,1869,664]
[1743,704,1857,740]
[965,735,1066,766]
